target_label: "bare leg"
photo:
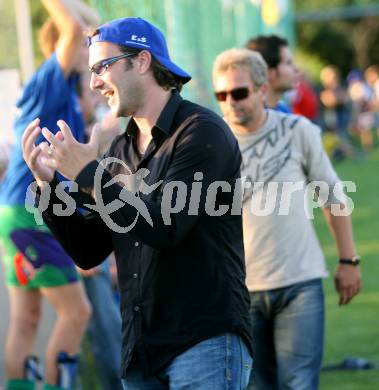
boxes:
[5,286,42,378]
[41,281,91,385]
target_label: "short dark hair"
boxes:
[118,45,183,92]
[245,35,288,69]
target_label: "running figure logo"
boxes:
[85,157,162,233]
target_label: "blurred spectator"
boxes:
[0,1,97,389]
[347,70,373,150]
[320,65,352,159]
[364,65,379,140]
[78,71,123,156]
[364,65,379,112]
[291,70,319,122]
[245,35,299,113]
[320,65,350,137]
[77,72,123,390]
[78,261,123,390]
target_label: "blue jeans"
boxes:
[248,279,324,390]
[83,261,123,390]
[122,333,252,389]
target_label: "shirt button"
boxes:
[134,242,139,247]
[134,305,140,312]
[133,273,138,279]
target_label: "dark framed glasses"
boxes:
[214,87,251,102]
[89,53,136,76]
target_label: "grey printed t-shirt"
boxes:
[235,110,344,291]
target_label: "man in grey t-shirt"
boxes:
[212,48,361,390]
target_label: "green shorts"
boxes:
[0,205,79,288]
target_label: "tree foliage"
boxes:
[30,0,48,66]
[0,0,18,68]
[295,0,379,76]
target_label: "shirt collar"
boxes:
[126,90,183,139]
[155,90,182,136]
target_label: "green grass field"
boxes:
[315,149,379,390]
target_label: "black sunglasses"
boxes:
[89,53,136,76]
[214,87,251,102]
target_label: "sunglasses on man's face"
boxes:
[89,53,136,76]
[214,87,251,102]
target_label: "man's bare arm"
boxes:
[323,206,361,305]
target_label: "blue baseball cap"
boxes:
[87,17,191,84]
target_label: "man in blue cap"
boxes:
[22,17,254,389]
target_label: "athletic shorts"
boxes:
[0,205,79,288]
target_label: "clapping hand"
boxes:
[22,118,55,186]
[41,119,101,181]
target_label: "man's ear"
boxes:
[136,50,152,74]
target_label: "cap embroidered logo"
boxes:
[131,35,147,43]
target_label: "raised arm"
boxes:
[70,0,101,26]
[41,0,100,76]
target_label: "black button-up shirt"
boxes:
[41,91,253,377]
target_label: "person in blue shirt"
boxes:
[0,1,98,389]
[245,35,299,113]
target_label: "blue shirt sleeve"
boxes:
[0,54,85,205]
[14,54,84,144]
[274,100,292,113]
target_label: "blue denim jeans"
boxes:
[248,279,324,390]
[122,333,252,389]
[83,261,123,390]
